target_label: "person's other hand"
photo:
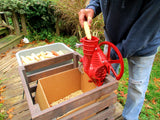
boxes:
[78,9,94,28]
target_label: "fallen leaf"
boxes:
[0,85,6,94]
[119,91,127,98]
[0,100,4,104]
[49,41,55,44]
[119,80,126,85]
[17,43,24,47]
[145,104,153,109]
[0,96,4,100]
[157,113,160,119]
[7,107,14,114]
[31,41,36,44]
[156,88,160,92]
[0,53,6,58]
[11,55,15,58]
[0,89,5,93]
[0,85,6,89]
[146,90,149,93]
[153,78,160,82]
[155,84,159,88]
[153,78,160,89]
[12,51,17,54]
[7,113,13,119]
[114,90,118,94]
[67,44,71,47]
[5,50,10,54]
[151,98,156,105]
[45,39,50,44]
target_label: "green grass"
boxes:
[117,52,160,120]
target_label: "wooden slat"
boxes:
[0,27,8,36]
[60,93,117,120]
[18,66,40,116]
[113,102,124,119]
[73,53,78,68]
[75,51,83,60]
[72,52,82,68]
[24,53,74,72]
[18,66,31,93]
[27,63,74,82]
[0,34,24,54]
[88,105,115,120]
[32,76,118,120]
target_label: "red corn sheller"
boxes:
[80,22,124,86]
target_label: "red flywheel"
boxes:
[99,41,124,80]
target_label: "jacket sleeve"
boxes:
[86,0,101,17]
[110,3,160,60]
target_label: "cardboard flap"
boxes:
[81,69,96,92]
[35,82,50,110]
[39,68,81,104]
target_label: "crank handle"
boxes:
[75,43,83,48]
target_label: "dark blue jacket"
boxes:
[86,0,160,59]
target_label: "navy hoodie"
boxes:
[86,0,160,59]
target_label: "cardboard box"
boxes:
[35,68,96,111]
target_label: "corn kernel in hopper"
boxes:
[50,90,83,107]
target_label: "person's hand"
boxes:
[78,9,94,28]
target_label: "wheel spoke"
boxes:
[108,59,121,64]
[107,46,111,60]
[110,66,117,77]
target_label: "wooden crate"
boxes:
[18,51,118,120]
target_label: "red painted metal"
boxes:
[80,36,124,86]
